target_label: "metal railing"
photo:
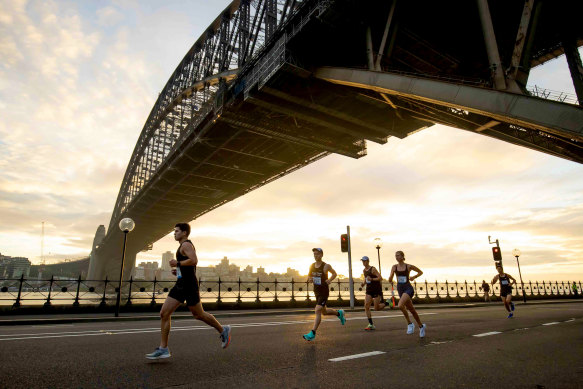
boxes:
[1,276,581,308]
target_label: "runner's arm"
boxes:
[371,267,382,282]
[326,264,337,284]
[408,264,423,281]
[388,265,396,284]
[491,275,499,284]
[178,242,198,267]
[508,274,517,285]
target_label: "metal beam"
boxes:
[476,0,506,90]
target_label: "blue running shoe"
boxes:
[146,347,171,360]
[303,331,316,341]
[220,325,232,349]
[507,312,513,319]
[510,302,515,311]
[338,309,346,325]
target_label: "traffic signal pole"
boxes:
[346,226,355,309]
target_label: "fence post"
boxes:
[425,280,429,299]
[274,279,278,302]
[73,275,82,307]
[305,279,310,301]
[256,278,260,303]
[100,277,108,307]
[237,277,242,303]
[337,279,342,301]
[466,281,470,298]
[455,281,459,298]
[445,280,450,297]
[151,277,157,305]
[217,277,222,303]
[435,281,440,299]
[291,278,296,302]
[44,275,54,307]
[413,280,417,301]
[126,276,133,305]
[12,274,25,308]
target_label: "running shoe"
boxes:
[220,325,232,349]
[507,312,513,319]
[364,324,376,331]
[407,323,414,334]
[510,302,515,311]
[145,347,171,360]
[338,309,346,325]
[303,331,316,341]
[419,324,427,338]
[385,299,394,308]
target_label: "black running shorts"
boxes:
[500,285,512,297]
[366,286,383,299]
[315,292,329,306]
[168,279,201,306]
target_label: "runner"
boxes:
[481,280,491,302]
[360,256,393,330]
[387,251,426,338]
[302,248,346,341]
[491,265,517,318]
[146,223,231,359]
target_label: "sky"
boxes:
[0,0,582,282]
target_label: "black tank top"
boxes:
[499,273,510,286]
[395,264,410,285]
[176,240,196,283]
[309,262,328,293]
[364,266,381,289]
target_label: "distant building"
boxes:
[133,261,159,280]
[286,267,300,278]
[161,251,173,271]
[0,254,31,278]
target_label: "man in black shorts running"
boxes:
[492,265,517,318]
[360,256,393,330]
[302,248,346,341]
[146,223,231,359]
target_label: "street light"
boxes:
[374,238,383,277]
[115,217,135,317]
[512,248,527,303]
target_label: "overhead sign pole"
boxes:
[347,225,355,309]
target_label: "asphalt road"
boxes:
[0,302,581,388]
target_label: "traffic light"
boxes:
[492,246,502,261]
[340,234,349,252]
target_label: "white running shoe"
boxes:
[407,323,414,334]
[419,324,426,338]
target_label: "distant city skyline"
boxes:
[0,1,581,283]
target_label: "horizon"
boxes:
[0,1,582,283]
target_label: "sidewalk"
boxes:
[1,299,581,326]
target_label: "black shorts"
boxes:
[315,292,329,306]
[397,283,415,298]
[168,279,201,306]
[366,287,383,299]
[500,285,512,297]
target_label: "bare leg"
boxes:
[373,296,386,311]
[502,296,510,311]
[398,294,412,324]
[405,298,423,327]
[189,302,224,333]
[322,306,337,316]
[365,295,373,319]
[312,304,324,331]
[159,296,181,348]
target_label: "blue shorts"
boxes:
[397,283,415,298]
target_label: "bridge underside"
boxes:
[93,0,583,279]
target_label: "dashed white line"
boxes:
[473,331,502,337]
[542,322,559,326]
[329,351,385,362]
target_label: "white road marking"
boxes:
[0,313,439,342]
[329,351,385,362]
[473,331,502,337]
[564,318,575,322]
[542,322,559,326]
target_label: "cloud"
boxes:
[96,6,124,26]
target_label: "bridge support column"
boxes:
[476,0,506,90]
[563,34,583,106]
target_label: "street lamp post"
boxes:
[374,238,383,277]
[512,248,527,303]
[115,217,135,317]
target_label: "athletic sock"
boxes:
[311,330,316,335]
[336,311,340,317]
[368,317,373,325]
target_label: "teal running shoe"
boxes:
[338,309,346,325]
[145,347,171,360]
[303,331,316,341]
